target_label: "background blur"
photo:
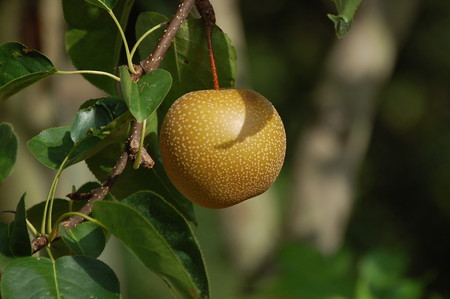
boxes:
[1,0,450,298]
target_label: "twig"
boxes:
[140,0,196,73]
[66,192,92,201]
[31,152,128,253]
[128,120,155,168]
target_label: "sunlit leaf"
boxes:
[29,98,129,170]
[0,42,57,101]
[63,0,134,95]
[120,67,172,121]
[1,256,120,299]
[136,12,237,113]
[27,126,102,170]
[328,0,362,38]
[8,194,31,257]
[93,192,209,298]
[0,123,18,183]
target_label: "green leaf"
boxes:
[63,0,134,95]
[0,223,13,271]
[70,97,128,143]
[136,12,237,113]
[27,126,102,170]
[8,194,31,257]
[60,221,106,258]
[120,67,172,121]
[85,0,117,10]
[0,123,18,183]
[0,42,57,101]
[86,141,196,224]
[328,0,362,38]
[28,101,130,169]
[93,192,209,299]
[1,256,120,299]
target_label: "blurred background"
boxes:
[1,0,450,298]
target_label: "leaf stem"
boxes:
[106,8,136,73]
[41,153,71,235]
[26,219,39,237]
[130,22,168,61]
[56,70,120,82]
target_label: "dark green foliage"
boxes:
[8,195,31,257]
[0,123,18,183]
[1,256,120,299]
[63,0,134,95]
[0,42,57,101]
[70,97,128,143]
[93,192,209,298]
[60,221,107,258]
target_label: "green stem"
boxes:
[26,219,39,237]
[56,70,120,82]
[130,22,167,61]
[106,8,136,73]
[48,212,106,243]
[46,247,55,261]
[133,119,147,169]
[41,150,72,235]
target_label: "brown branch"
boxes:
[30,0,197,254]
[127,120,155,168]
[66,192,92,201]
[140,0,196,73]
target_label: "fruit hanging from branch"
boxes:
[160,88,286,209]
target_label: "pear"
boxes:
[160,88,286,209]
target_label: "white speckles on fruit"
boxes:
[160,88,286,209]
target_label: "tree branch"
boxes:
[30,0,198,254]
[140,0,196,73]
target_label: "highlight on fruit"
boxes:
[159,88,286,209]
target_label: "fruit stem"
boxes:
[195,0,220,90]
[207,27,220,90]
[105,7,137,74]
